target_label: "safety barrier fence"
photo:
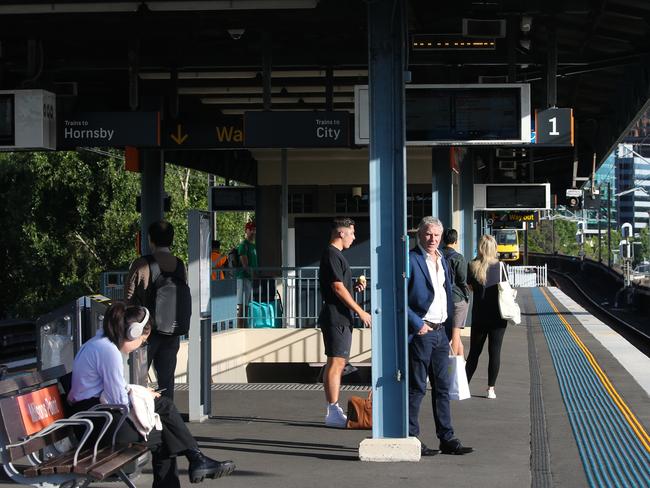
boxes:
[100,266,371,330]
[506,264,548,287]
[100,264,544,330]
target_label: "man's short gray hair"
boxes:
[417,216,444,232]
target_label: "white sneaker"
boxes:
[487,388,497,399]
[325,403,348,428]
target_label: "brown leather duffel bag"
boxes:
[346,391,372,429]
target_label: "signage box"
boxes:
[245,111,349,148]
[163,115,244,149]
[535,108,574,146]
[59,112,160,148]
[474,183,550,210]
[210,187,256,211]
[355,84,531,145]
[0,90,56,150]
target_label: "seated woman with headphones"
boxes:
[67,302,235,487]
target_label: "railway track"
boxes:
[549,269,650,356]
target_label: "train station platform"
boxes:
[1,287,648,488]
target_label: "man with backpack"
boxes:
[126,220,191,400]
[235,221,257,327]
[441,228,470,357]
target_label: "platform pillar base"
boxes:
[358,437,421,462]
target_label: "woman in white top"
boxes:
[68,302,235,487]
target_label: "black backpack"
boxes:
[227,247,239,268]
[145,255,192,336]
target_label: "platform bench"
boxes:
[0,365,149,488]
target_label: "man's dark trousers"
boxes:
[408,327,454,441]
[148,333,181,400]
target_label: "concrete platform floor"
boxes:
[3,288,647,488]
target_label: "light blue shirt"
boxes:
[68,329,129,407]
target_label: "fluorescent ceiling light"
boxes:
[140,69,368,80]
[201,96,354,104]
[0,0,318,14]
[221,108,354,115]
[146,1,318,11]
[179,86,354,95]
[140,71,258,80]
[0,2,138,13]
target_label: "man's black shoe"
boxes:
[420,443,439,457]
[439,438,473,455]
[188,453,236,483]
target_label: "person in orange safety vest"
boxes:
[211,240,228,281]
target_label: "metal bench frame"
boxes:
[0,366,149,488]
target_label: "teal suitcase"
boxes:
[248,301,276,328]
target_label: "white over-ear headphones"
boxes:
[126,307,150,341]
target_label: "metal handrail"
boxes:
[100,266,372,330]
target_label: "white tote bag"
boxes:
[497,263,522,325]
[447,355,471,401]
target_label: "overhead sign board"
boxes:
[210,187,256,211]
[583,194,601,210]
[0,89,56,150]
[59,112,159,148]
[244,111,349,148]
[474,183,551,210]
[355,84,531,146]
[566,188,582,197]
[535,108,574,146]
[487,211,536,222]
[163,115,244,149]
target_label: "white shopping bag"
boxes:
[448,355,471,401]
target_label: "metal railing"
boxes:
[99,271,127,301]
[506,264,548,287]
[100,266,371,330]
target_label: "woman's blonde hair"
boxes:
[469,234,499,285]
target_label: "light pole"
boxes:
[647,211,650,261]
[607,182,612,267]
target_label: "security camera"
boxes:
[227,28,245,40]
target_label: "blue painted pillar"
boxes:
[432,147,452,228]
[460,151,475,258]
[368,0,408,438]
[140,150,164,255]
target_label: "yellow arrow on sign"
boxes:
[170,124,188,145]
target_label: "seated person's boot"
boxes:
[185,449,236,483]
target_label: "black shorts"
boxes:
[321,323,353,358]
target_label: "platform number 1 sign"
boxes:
[535,108,573,146]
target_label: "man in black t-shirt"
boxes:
[318,217,372,428]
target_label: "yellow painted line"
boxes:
[540,288,650,452]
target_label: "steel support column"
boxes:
[367,0,408,439]
[432,148,452,228]
[140,150,164,255]
[460,152,475,258]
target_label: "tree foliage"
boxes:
[0,150,140,318]
[0,151,251,319]
[527,216,623,264]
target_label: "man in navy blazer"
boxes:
[407,216,473,456]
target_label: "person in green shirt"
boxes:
[236,221,257,325]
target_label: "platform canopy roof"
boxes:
[1,0,650,192]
